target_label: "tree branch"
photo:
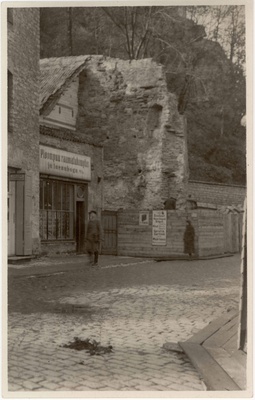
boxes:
[101,8,126,36]
[135,7,152,59]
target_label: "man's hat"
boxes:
[89,210,97,215]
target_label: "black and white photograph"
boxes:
[3,0,251,396]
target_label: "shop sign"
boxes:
[139,211,149,226]
[40,145,91,181]
[152,210,167,246]
[10,173,25,181]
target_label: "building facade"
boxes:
[39,59,104,255]
[8,8,40,256]
[7,13,105,257]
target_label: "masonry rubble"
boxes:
[47,55,189,210]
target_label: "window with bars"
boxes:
[40,179,74,240]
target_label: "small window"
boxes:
[72,109,74,117]
[7,9,13,24]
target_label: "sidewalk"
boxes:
[8,254,151,276]
[179,309,247,391]
[9,252,234,276]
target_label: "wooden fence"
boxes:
[116,209,242,258]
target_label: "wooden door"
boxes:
[76,201,85,253]
[8,181,16,256]
[101,211,117,255]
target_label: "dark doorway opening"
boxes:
[76,201,85,253]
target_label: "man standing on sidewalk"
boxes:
[85,211,103,267]
[183,220,195,258]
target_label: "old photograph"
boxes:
[4,1,250,396]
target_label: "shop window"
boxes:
[40,179,74,240]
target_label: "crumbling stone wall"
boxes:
[77,56,188,210]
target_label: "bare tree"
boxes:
[101,7,158,60]
[226,6,245,65]
[186,5,245,67]
[68,7,73,55]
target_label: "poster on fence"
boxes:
[139,211,149,226]
[152,210,167,246]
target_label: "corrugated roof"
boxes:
[40,55,89,113]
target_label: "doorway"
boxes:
[8,180,16,256]
[101,210,118,255]
[76,201,85,253]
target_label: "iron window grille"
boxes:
[40,179,74,240]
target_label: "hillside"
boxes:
[40,7,246,185]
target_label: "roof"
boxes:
[40,55,89,113]
[40,55,165,114]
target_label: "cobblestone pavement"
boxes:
[7,255,241,392]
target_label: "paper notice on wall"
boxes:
[139,211,149,226]
[152,210,167,246]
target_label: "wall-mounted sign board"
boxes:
[10,173,25,181]
[40,145,91,181]
[152,210,167,246]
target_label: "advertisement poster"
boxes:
[152,210,167,246]
[139,211,149,226]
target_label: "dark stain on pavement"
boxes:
[63,337,113,355]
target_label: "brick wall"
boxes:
[116,209,241,258]
[8,8,40,253]
[188,180,246,206]
[77,57,188,210]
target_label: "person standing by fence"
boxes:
[183,220,195,258]
[85,211,103,267]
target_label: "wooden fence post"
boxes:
[238,197,247,350]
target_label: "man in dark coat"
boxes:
[183,220,195,257]
[86,211,103,266]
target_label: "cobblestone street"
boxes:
[7,254,241,392]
